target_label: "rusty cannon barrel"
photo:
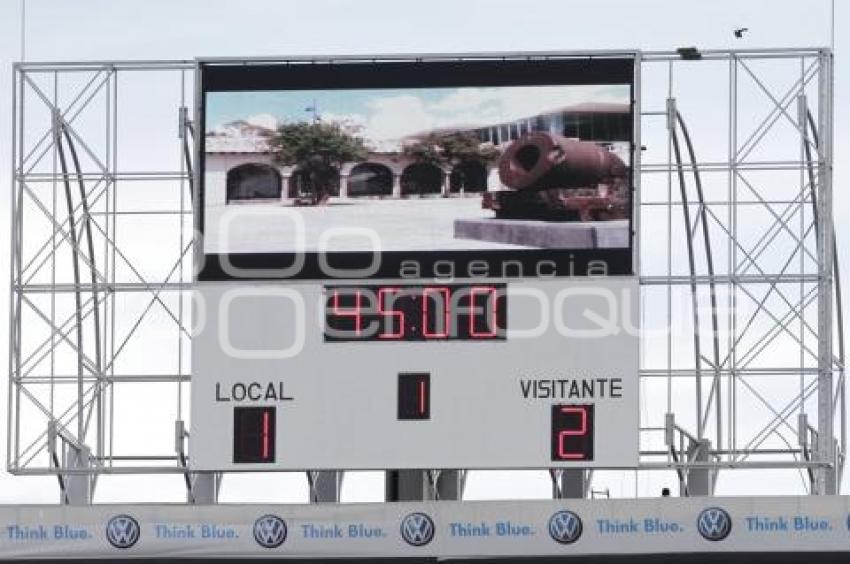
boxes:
[498,132,626,191]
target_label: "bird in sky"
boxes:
[734,27,749,38]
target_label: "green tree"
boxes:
[268,122,368,204]
[402,131,499,194]
[402,131,499,167]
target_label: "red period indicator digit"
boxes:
[469,286,498,338]
[422,287,450,338]
[398,373,429,420]
[418,379,426,415]
[332,288,363,336]
[378,287,404,339]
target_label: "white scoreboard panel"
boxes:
[191,53,640,470]
[190,278,638,470]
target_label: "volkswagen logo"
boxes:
[548,510,583,544]
[697,507,732,541]
[400,512,435,547]
[106,515,140,549]
[253,515,287,548]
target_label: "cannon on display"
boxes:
[484,132,630,222]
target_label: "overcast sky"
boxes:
[0,0,845,504]
[207,84,630,146]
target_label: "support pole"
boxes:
[309,471,343,503]
[191,473,220,504]
[435,470,463,500]
[338,174,349,199]
[392,174,402,198]
[64,446,93,505]
[553,469,587,499]
[815,50,836,495]
[685,439,713,496]
[386,470,429,501]
[441,170,451,196]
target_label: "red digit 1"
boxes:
[418,379,427,415]
[378,287,404,339]
[469,286,498,338]
[422,287,450,338]
[261,409,271,461]
[332,289,362,336]
[558,406,587,460]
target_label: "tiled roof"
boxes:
[206,134,272,154]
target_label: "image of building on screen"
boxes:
[203,85,632,253]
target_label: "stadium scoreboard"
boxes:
[190,53,640,470]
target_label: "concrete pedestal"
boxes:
[454,218,629,249]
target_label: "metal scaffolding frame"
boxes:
[7,48,843,503]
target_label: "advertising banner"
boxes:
[0,497,849,560]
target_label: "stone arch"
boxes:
[348,162,393,197]
[401,162,443,196]
[449,161,488,193]
[289,165,340,198]
[226,163,282,202]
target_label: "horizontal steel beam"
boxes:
[640,275,822,284]
[8,459,832,476]
[13,47,828,73]
[15,283,190,293]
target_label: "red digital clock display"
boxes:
[324,284,507,342]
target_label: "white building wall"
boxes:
[205,151,498,202]
[205,153,282,206]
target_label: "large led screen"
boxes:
[197,57,635,280]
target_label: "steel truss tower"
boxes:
[7,49,843,504]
